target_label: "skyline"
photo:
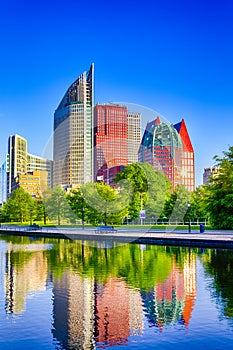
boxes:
[1,0,233,186]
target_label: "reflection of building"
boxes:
[5,249,48,314]
[53,64,94,188]
[182,252,197,327]
[141,252,196,330]
[6,134,52,197]
[203,166,219,185]
[53,272,143,349]
[95,277,143,347]
[94,104,141,184]
[139,117,195,191]
[52,270,95,350]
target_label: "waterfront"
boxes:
[1,234,233,349]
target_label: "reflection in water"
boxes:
[2,236,233,349]
[141,252,196,330]
[95,278,143,348]
[5,249,48,314]
[53,271,95,349]
[202,249,233,320]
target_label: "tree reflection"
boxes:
[1,235,198,349]
[202,249,233,318]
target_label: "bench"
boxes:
[29,223,40,231]
[95,225,117,233]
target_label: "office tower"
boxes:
[0,161,7,205]
[139,117,195,191]
[127,112,142,164]
[174,119,195,192]
[27,153,53,189]
[94,104,128,181]
[53,64,94,188]
[94,104,141,184]
[7,134,28,196]
[15,170,48,198]
[203,166,219,185]
[6,134,53,197]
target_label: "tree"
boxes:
[162,185,191,224]
[1,188,35,223]
[80,182,129,225]
[204,146,233,229]
[34,197,48,224]
[114,162,169,221]
[189,185,209,223]
[67,188,86,224]
[44,186,74,225]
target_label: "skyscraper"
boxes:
[139,117,195,191]
[127,112,142,164]
[203,166,219,185]
[94,104,141,184]
[174,119,195,192]
[94,104,128,181]
[7,134,27,196]
[53,64,94,188]
[6,134,53,197]
[0,161,7,205]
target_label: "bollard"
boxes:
[200,224,205,233]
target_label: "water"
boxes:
[0,235,233,349]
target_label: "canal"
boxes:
[0,234,233,349]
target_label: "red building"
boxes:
[94,104,129,183]
[139,117,195,191]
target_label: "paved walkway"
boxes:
[1,225,233,249]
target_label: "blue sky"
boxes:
[0,0,233,186]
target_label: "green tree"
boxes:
[189,185,209,223]
[114,162,169,221]
[162,185,191,224]
[80,182,129,225]
[1,188,35,223]
[35,197,48,224]
[203,249,233,318]
[44,186,74,225]
[204,146,233,228]
[67,188,86,224]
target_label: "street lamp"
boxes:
[30,210,32,225]
[187,201,191,233]
[81,197,84,230]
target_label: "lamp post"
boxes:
[30,210,32,225]
[187,201,191,233]
[81,197,84,230]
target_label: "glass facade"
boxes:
[0,161,7,205]
[53,64,94,187]
[94,104,141,183]
[6,134,53,197]
[139,117,195,191]
[7,134,27,196]
[94,104,128,181]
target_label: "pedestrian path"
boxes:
[1,225,233,249]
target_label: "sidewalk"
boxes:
[1,225,233,249]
